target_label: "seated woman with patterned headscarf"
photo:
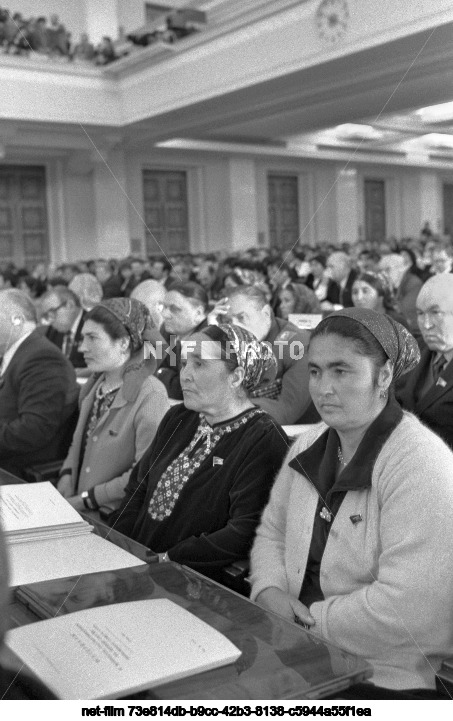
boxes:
[109,324,289,582]
[57,298,169,515]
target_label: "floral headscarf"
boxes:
[217,323,277,392]
[96,298,155,354]
[325,307,420,380]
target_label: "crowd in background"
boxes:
[0,6,201,66]
[0,225,453,698]
[1,228,451,334]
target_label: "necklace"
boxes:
[337,446,348,467]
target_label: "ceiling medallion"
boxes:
[316,0,349,43]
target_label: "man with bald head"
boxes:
[396,274,453,448]
[131,279,166,329]
[325,251,357,307]
[0,289,78,477]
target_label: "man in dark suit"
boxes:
[0,289,79,477]
[95,259,123,298]
[396,274,453,449]
[155,281,209,399]
[39,286,86,369]
[379,253,423,333]
[325,251,357,308]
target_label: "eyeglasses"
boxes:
[41,301,67,322]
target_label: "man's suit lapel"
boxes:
[416,354,453,413]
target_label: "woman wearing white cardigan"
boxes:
[250,308,453,696]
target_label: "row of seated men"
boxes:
[1,276,452,699]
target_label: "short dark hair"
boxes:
[311,315,387,384]
[166,281,209,312]
[354,272,397,312]
[85,305,129,344]
[151,256,171,273]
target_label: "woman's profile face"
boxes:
[308,334,383,435]
[279,289,295,319]
[180,333,234,415]
[352,280,381,311]
[79,320,128,374]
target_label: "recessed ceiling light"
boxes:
[334,124,383,141]
[421,133,453,149]
[416,101,453,123]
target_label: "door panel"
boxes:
[0,165,48,268]
[364,179,386,245]
[268,174,300,250]
[143,170,189,255]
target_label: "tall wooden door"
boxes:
[0,165,48,269]
[364,179,386,245]
[443,183,453,237]
[143,170,189,255]
[268,174,300,250]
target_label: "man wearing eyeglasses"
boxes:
[39,286,87,370]
[396,273,453,448]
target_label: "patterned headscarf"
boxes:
[324,307,420,380]
[96,298,155,354]
[216,323,277,392]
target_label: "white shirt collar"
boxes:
[68,309,83,338]
[1,328,35,375]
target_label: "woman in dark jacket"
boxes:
[110,324,288,581]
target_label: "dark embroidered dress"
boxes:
[110,404,288,581]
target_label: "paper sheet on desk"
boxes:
[8,533,145,587]
[7,599,241,699]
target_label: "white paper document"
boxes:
[8,533,144,587]
[7,599,241,699]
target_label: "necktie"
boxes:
[432,354,447,384]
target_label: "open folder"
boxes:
[0,482,144,586]
[6,599,241,699]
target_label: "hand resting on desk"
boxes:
[255,587,314,627]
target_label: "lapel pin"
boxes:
[213,457,223,466]
[350,514,363,525]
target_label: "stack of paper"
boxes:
[0,482,91,543]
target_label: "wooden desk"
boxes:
[11,562,371,699]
